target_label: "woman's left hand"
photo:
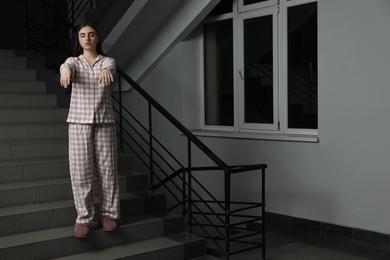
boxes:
[99,69,114,86]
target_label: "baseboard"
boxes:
[247,212,390,251]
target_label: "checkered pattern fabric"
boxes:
[60,55,116,124]
[68,123,120,224]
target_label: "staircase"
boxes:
[0,50,207,259]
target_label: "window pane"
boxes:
[288,3,318,129]
[207,0,233,17]
[244,15,274,124]
[244,0,269,5]
[204,19,234,126]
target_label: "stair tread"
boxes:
[0,80,46,83]
[0,191,160,217]
[0,137,68,144]
[54,236,182,260]
[0,107,67,110]
[0,156,68,166]
[0,212,181,248]
[0,177,71,190]
[0,121,68,127]
[0,174,142,191]
[53,233,205,260]
[0,199,74,216]
[0,93,57,97]
[0,122,67,127]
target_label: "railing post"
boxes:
[148,102,153,189]
[118,73,123,154]
[187,139,192,233]
[262,167,266,260]
[182,167,186,216]
[225,168,231,258]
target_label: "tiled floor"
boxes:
[205,229,390,260]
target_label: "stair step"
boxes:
[0,108,68,124]
[0,154,147,188]
[0,122,67,138]
[0,157,69,183]
[0,50,15,57]
[118,153,133,172]
[0,138,68,161]
[0,56,27,69]
[0,81,47,94]
[0,172,153,208]
[0,68,37,81]
[119,170,149,192]
[0,191,167,236]
[0,50,38,58]
[53,233,207,260]
[0,94,57,108]
[0,178,73,208]
[0,212,186,259]
[0,122,67,140]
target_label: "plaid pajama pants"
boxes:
[68,123,120,224]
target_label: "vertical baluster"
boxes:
[118,72,123,154]
[225,168,231,258]
[148,102,153,189]
[188,139,192,233]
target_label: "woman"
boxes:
[60,23,120,238]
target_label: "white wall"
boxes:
[124,0,390,234]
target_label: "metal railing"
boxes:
[113,68,267,258]
[26,0,93,70]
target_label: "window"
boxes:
[204,19,234,126]
[287,3,318,129]
[202,0,318,141]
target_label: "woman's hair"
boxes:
[73,23,105,57]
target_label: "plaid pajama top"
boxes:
[60,55,116,124]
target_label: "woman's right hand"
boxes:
[60,67,72,88]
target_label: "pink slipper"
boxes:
[74,223,90,238]
[101,216,117,231]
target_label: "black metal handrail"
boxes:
[114,69,267,258]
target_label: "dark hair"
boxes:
[73,23,105,57]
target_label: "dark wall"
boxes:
[0,0,68,51]
[1,0,27,50]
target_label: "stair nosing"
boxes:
[53,235,187,260]
[0,212,179,246]
[0,156,68,166]
[0,178,71,190]
[0,137,68,145]
[0,122,67,127]
[0,191,149,217]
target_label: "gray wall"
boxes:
[121,0,390,235]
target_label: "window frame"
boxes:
[201,10,237,133]
[238,6,280,132]
[282,0,318,137]
[238,0,278,12]
[198,0,318,142]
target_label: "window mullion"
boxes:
[279,0,287,134]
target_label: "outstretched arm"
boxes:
[99,68,114,86]
[60,66,73,88]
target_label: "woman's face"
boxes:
[78,26,99,52]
